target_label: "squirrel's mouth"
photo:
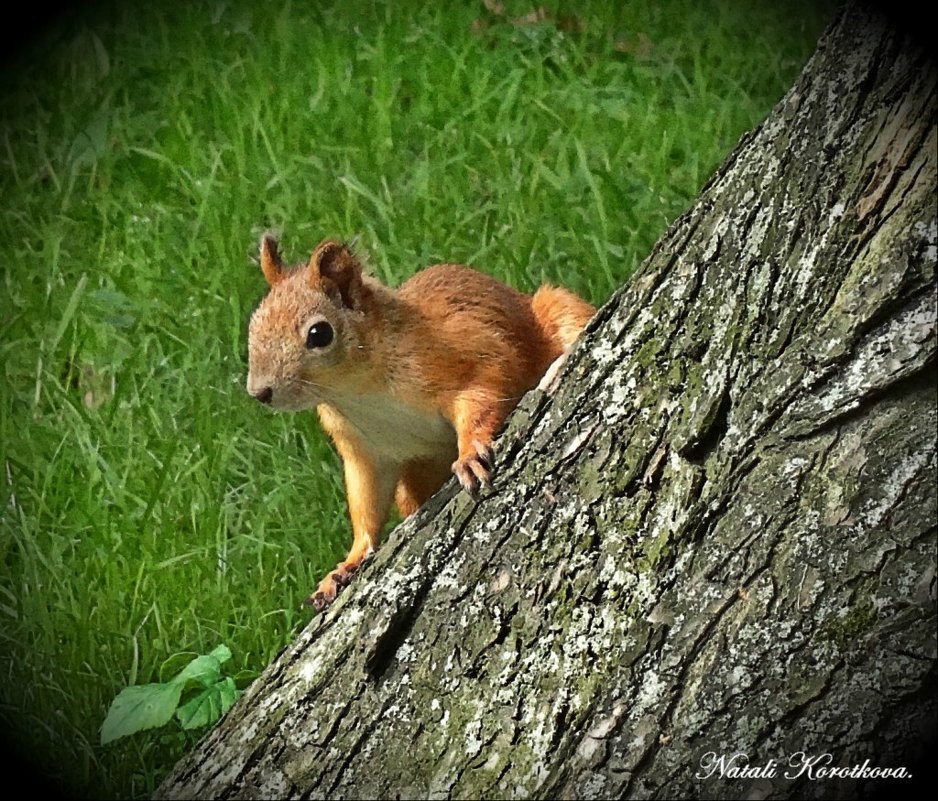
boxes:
[269,390,319,413]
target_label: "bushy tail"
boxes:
[531,284,596,353]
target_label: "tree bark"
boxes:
[158,4,936,799]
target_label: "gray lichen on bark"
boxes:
[158,5,936,800]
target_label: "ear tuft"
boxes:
[259,234,285,286]
[309,239,364,309]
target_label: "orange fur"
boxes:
[247,238,596,609]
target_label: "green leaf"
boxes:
[100,682,183,745]
[172,645,231,689]
[207,644,233,664]
[175,677,239,730]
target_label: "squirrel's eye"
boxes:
[306,322,334,349]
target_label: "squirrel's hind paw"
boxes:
[305,562,360,612]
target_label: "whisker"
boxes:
[298,375,523,405]
[298,379,331,391]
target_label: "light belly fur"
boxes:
[320,393,456,463]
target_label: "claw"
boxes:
[453,441,495,496]
[304,563,359,612]
[472,439,494,471]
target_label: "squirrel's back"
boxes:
[395,264,593,404]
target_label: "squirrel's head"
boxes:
[246,235,367,411]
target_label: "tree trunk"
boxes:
[157,4,936,799]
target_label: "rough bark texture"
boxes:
[158,5,936,800]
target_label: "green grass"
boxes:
[0,0,835,795]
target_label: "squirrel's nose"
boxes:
[252,386,273,405]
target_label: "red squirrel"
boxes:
[246,235,595,610]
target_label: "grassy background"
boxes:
[0,0,835,796]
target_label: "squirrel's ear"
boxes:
[309,239,364,309]
[259,234,286,286]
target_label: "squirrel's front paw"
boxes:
[305,563,359,612]
[452,439,494,497]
